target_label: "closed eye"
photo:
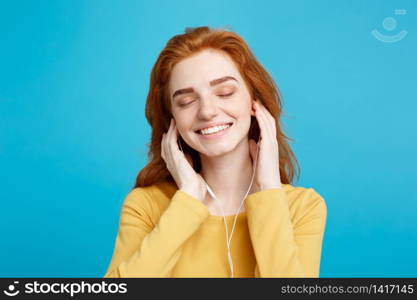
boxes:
[178,99,196,107]
[218,92,234,98]
[178,92,233,107]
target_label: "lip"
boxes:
[195,123,233,140]
[194,122,233,132]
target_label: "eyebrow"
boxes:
[172,76,238,99]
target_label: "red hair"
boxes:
[134,26,300,188]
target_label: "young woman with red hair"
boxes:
[104,26,327,278]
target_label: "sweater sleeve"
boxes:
[104,189,209,277]
[244,187,327,278]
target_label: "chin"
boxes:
[196,139,240,158]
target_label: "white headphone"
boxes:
[178,136,260,278]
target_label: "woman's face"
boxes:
[169,49,255,157]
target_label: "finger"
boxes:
[165,119,175,158]
[257,101,277,136]
[166,118,174,142]
[163,119,173,159]
[255,101,273,136]
[256,102,279,154]
[257,101,277,144]
[169,120,180,153]
[254,101,270,143]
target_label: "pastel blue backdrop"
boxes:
[1,0,416,277]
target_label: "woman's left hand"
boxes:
[248,100,282,193]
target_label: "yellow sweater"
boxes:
[104,181,327,278]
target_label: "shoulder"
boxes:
[121,181,178,218]
[282,184,327,221]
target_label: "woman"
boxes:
[104,26,327,278]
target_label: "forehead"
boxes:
[169,49,242,91]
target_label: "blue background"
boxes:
[1,0,416,277]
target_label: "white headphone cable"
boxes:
[205,140,259,278]
[178,137,260,278]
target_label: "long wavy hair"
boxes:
[134,26,300,188]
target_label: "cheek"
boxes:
[173,112,193,134]
[229,96,252,118]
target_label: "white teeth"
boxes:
[199,124,231,135]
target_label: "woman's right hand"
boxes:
[161,118,208,202]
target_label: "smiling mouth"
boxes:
[195,123,233,135]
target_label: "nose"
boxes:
[196,94,218,120]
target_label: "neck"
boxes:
[199,139,255,212]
